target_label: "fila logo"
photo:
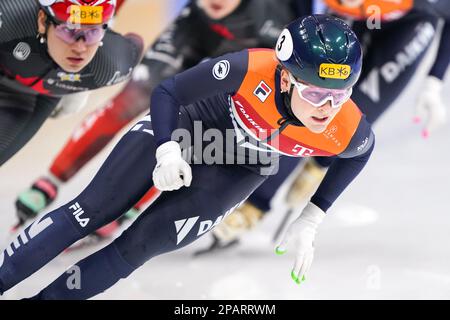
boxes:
[253,81,272,103]
[69,202,90,228]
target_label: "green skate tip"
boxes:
[291,271,300,285]
[275,247,286,255]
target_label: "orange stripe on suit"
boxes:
[231,49,362,157]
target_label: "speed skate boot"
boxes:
[14,177,59,229]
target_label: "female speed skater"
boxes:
[0,15,375,298]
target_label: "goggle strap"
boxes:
[280,85,304,127]
[285,84,297,119]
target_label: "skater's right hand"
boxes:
[153,141,192,191]
[275,202,325,285]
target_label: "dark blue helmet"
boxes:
[275,15,363,90]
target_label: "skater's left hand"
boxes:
[275,202,325,285]
[413,76,447,138]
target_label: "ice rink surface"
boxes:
[1,1,450,300]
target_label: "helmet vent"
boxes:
[299,26,309,42]
[316,26,334,62]
[343,32,351,61]
[317,26,326,46]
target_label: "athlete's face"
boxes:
[280,69,342,134]
[198,0,242,20]
[38,11,101,73]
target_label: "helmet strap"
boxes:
[281,84,303,127]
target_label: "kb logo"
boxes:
[319,63,351,80]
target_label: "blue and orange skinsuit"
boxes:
[230,50,365,158]
[0,48,374,299]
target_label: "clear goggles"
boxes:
[52,21,106,45]
[289,73,352,109]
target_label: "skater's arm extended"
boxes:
[150,50,249,146]
[310,119,375,212]
[275,120,374,284]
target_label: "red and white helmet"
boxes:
[38,0,116,26]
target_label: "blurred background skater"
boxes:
[0,0,143,170]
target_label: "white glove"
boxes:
[152,141,192,191]
[51,91,90,118]
[276,202,325,285]
[413,76,447,138]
